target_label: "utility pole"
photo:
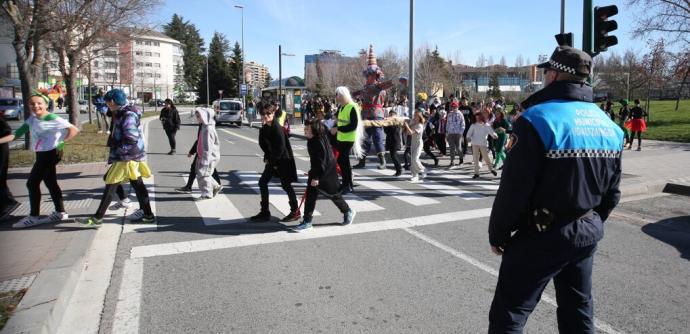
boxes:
[408,0,415,118]
[235,5,245,110]
[582,0,593,56]
[560,0,566,34]
[279,44,282,109]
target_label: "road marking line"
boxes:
[129,208,491,259]
[352,172,439,206]
[182,176,245,225]
[234,170,319,216]
[220,128,257,144]
[367,168,484,199]
[427,170,500,190]
[404,228,622,334]
[123,175,157,234]
[295,169,384,213]
[56,220,122,334]
[111,258,143,334]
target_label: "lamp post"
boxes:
[408,0,415,117]
[234,5,245,110]
[278,44,294,112]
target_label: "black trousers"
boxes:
[164,128,177,150]
[335,141,354,189]
[388,148,401,171]
[423,138,437,161]
[489,233,597,334]
[403,135,412,167]
[185,155,220,188]
[435,133,447,155]
[0,143,16,212]
[303,181,349,221]
[94,177,153,219]
[27,150,64,216]
[258,164,297,213]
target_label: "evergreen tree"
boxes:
[196,32,233,104]
[228,42,243,97]
[488,72,502,99]
[265,72,273,89]
[163,14,206,90]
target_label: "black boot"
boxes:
[249,202,271,222]
[353,157,366,169]
[377,153,386,170]
[282,203,301,222]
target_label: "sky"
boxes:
[150,0,656,79]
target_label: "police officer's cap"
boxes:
[537,46,592,77]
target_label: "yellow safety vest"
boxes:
[337,102,360,142]
[277,109,287,126]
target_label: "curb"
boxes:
[0,228,95,334]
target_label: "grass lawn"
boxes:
[0,289,27,330]
[9,113,158,168]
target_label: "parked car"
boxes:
[78,100,89,113]
[212,99,244,127]
[0,97,23,120]
[148,99,165,107]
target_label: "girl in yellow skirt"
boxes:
[82,89,154,226]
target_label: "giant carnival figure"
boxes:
[352,44,394,169]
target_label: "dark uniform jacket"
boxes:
[307,134,340,195]
[384,124,402,151]
[159,107,180,131]
[489,81,624,249]
[259,120,297,183]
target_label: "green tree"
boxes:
[265,72,273,88]
[228,41,243,97]
[163,14,206,90]
[488,72,502,99]
[196,32,232,104]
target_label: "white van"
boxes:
[212,99,244,127]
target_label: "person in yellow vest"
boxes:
[330,86,364,194]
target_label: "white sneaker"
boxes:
[410,176,422,183]
[106,130,111,135]
[97,130,104,134]
[13,216,42,229]
[39,211,69,224]
[420,172,427,179]
[127,209,145,221]
[111,199,132,210]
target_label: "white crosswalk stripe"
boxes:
[364,167,490,200]
[352,172,440,206]
[182,177,245,226]
[427,170,500,190]
[295,169,385,213]
[234,170,320,216]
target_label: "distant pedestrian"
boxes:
[467,112,498,179]
[176,114,221,194]
[403,108,426,183]
[291,119,356,232]
[0,118,18,216]
[445,99,466,167]
[1,92,79,228]
[193,107,222,199]
[422,107,439,166]
[93,89,110,134]
[626,99,648,151]
[159,98,180,155]
[250,101,300,222]
[435,108,447,156]
[492,110,511,169]
[459,97,473,155]
[384,109,403,176]
[81,89,154,226]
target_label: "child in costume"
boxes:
[193,107,222,199]
[625,99,648,151]
[467,112,498,179]
[492,110,511,169]
[291,119,356,232]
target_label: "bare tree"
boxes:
[670,50,690,110]
[500,56,507,67]
[514,54,525,67]
[476,53,487,68]
[628,0,690,47]
[48,0,160,124]
[414,44,445,97]
[1,0,63,147]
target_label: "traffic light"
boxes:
[594,5,618,54]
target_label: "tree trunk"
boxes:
[675,66,690,111]
[64,69,80,125]
[13,47,35,149]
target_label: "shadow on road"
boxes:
[641,216,690,260]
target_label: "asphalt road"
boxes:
[93,118,689,334]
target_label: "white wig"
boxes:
[334,86,365,159]
[335,86,353,104]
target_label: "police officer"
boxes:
[487,46,624,333]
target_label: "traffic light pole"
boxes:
[582,0,593,56]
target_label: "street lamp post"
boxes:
[277,45,294,114]
[408,0,415,118]
[234,5,245,111]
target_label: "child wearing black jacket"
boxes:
[291,119,356,232]
[384,109,403,176]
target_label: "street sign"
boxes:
[240,84,247,96]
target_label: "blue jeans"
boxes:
[363,126,385,154]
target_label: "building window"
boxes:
[145,73,153,78]
[136,62,143,67]
[106,73,117,81]
[105,62,117,69]
[144,41,151,46]
[135,51,142,56]
[136,72,143,77]
[136,40,142,45]
[145,62,152,67]
[155,73,161,79]
[154,63,160,68]
[104,50,117,57]
[145,52,152,57]
[153,52,160,57]
[153,41,160,46]
[94,73,99,79]
[93,61,99,68]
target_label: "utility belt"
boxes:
[528,208,594,232]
